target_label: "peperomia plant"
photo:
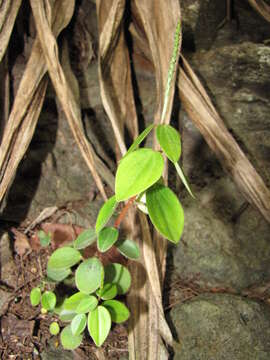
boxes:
[30,20,194,350]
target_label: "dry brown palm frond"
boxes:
[247,0,270,22]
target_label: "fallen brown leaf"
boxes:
[11,227,31,257]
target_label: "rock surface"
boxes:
[171,293,270,360]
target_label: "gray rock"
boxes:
[173,178,270,290]
[170,293,270,360]
[0,288,13,316]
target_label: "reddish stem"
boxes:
[114,196,136,229]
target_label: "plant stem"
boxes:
[114,196,136,228]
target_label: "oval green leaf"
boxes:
[41,291,57,311]
[47,247,82,270]
[97,227,119,253]
[146,184,184,243]
[71,313,87,336]
[103,300,130,323]
[125,124,154,157]
[88,306,111,347]
[64,292,89,311]
[60,325,83,350]
[75,258,104,294]
[73,229,96,250]
[115,238,140,260]
[115,148,164,201]
[38,230,51,247]
[47,267,71,282]
[95,196,117,233]
[104,263,131,295]
[30,287,41,306]
[49,322,60,335]
[96,283,117,300]
[156,124,181,163]
[76,296,98,314]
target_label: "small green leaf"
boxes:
[71,314,87,336]
[73,229,96,250]
[146,184,184,243]
[104,263,131,295]
[64,292,89,311]
[60,325,82,350]
[88,306,111,347]
[115,148,164,201]
[76,296,98,314]
[156,124,181,163]
[58,309,77,322]
[125,124,154,157]
[96,283,117,300]
[41,291,57,311]
[97,227,119,253]
[38,230,51,247]
[47,247,82,270]
[47,267,71,282]
[49,322,60,335]
[174,162,195,198]
[30,287,41,306]
[75,258,104,294]
[103,300,130,323]
[95,196,117,233]
[115,238,140,260]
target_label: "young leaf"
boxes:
[38,230,51,247]
[95,196,117,233]
[97,227,119,253]
[64,292,90,311]
[156,124,181,163]
[88,306,111,347]
[115,238,140,260]
[49,322,60,335]
[103,300,130,323]
[104,263,131,295]
[174,162,195,198]
[60,325,83,350]
[75,258,104,294]
[73,229,96,250]
[47,267,71,282]
[115,148,164,201]
[58,309,77,322]
[146,184,184,243]
[76,296,98,314]
[96,283,117,300]
[71,314,87,336]
[47,247,82,270]
[124,124,154,157]
[30,287,41,306]
[41,291,57,311]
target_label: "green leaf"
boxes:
[75,258,104,294]
[125,124,154,157]
[88,306,111,347]
[97,227,119,253]
[47,247,82,270]
[71,314,87,336]
[104,263,131,295]
[146,184,184,243]
[174,162,195,198]
[76,296,98,314]
[156,124,181,163]
[73,229,96,250]
[95,196,117,233]
[115,148,164,201]
[49,322,60,335]
[41,291,57,311]
[60,325,83,350]
[115,238,140,260]
[47,267,71,282]
[64,292,89,311]
[38,230,51,247]
[103,300,130,323]
[58,309,77,322]
[96,283,117,300]
[30,287,41,306]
